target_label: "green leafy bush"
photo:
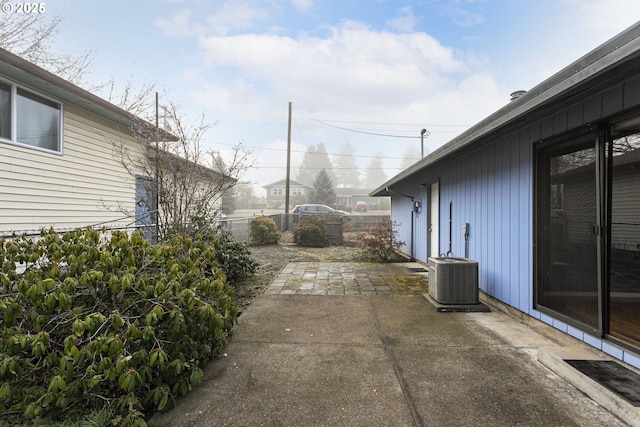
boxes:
[358,217,406,261]
[249,216,280,245]
[213,231,257,284]
[0,228,239,426]
[293,216,327,247]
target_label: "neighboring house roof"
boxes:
[0,47,176,141]
[263,179,311,189]
[154,151,236,185]
[372,21,640,196]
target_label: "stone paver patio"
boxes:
[263,262,429,296]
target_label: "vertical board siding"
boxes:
[518,127,532,312]
[391,70,640,367]
[404,82,636,315]
[390,196,413,259]
[413,184,428,262]
[412,134,534,315]
[0,104,141,234]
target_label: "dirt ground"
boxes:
[233,231,392,313]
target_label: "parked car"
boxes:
[354,201,368,212]
[292,204,351,222]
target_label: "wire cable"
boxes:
[294,108,431,139]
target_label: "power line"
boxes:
[297,122,464,134]
[204,140,417,161]
[294,108,430,139]
[293,117,470,128]
[253,166,405,170]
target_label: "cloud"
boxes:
[196,20,469,118]
[562,0,640,34]
[154,9,197,36]
[154,1,269,37]
[291,0,313,13]
[385,6,417,33]
[204,1,269,35]
[184,16,508,181]
[440,3,485,28]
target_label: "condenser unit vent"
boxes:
[428,257,479,304]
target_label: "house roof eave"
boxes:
[371,21,640,197]
[0,48,178,141]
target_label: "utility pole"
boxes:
[284,102,292,230]
[155,92,159,243]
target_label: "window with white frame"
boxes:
[0,79,63,153]
[291,188,303,196]
[0,81,10,140]
[271,188,283,196]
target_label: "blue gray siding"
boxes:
[404,134,533,313]
[390,196,413,257]
[387,72,640,368]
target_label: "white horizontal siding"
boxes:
[0,103,144,235]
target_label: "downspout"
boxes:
[385,187,415,261]
[446,201,453,257]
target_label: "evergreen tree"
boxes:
[334,140,362,188]
[365,153,387,189]
[221,186,236,214]
[308,169,336,205]
[296,143,336,186]
[235,183,257,209]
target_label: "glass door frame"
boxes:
[534,115,640,352]
[604,114,640,350]
[533,128,605,337]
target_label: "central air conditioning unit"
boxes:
[428,257,479,304]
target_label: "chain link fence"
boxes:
[219,214,390,244]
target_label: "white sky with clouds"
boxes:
[48,0,640,194]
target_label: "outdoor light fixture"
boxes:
[420,128,427,158]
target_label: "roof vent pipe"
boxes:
[510,90,527,101]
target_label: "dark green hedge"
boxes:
[0,228,239,426]
[249,216,280,245]
[293,216,327,247]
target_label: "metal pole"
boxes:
[284,102,292,230]
[155,92,159,243]
[420,128,427,158]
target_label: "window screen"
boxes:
[0,81,10,140]
[16,88,61,152]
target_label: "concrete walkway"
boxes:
[149,262,638,427]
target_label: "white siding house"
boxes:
[263,179,311,209]
[0,48,163,236]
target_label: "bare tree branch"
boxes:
[106,101,254,241]
[0,2,93,84]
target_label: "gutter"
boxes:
[0,47,177,141]
[371,21,640,196]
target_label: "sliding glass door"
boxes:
[536,136,600,332]
[608,120,640,347]
[536,117,640,350]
